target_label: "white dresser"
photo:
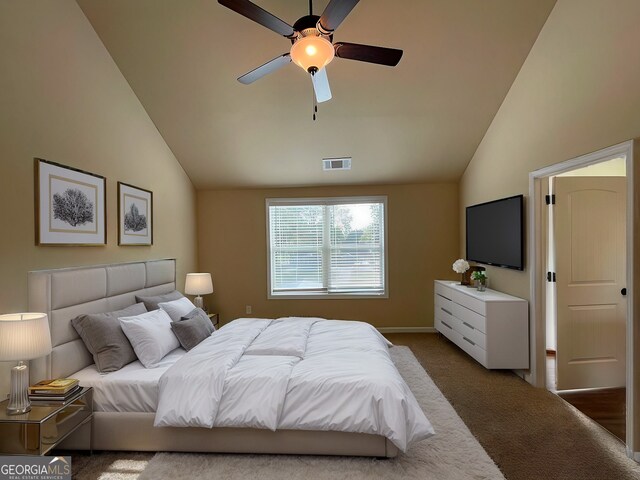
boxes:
[434,280,529,369]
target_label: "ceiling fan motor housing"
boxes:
[291,15,333,43]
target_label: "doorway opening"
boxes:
[544,156,627,442]
[528,140,636,460]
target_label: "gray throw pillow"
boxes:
[181,308,215,334]
[171,316,212,351]
[71,302,147,373]
[135,290,183,311]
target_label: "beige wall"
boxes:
[198,183,458,328]
[460,0,640,295]
[459,0,640,449]
[0,1,197,394]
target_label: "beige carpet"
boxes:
[386,333,640,480]
[72,346,504,480]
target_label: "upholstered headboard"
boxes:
[27,259,176,382]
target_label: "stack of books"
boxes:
[28,378,81,404]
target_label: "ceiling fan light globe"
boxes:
[290,35,334,73]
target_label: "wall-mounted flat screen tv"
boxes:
[466,194,524,271]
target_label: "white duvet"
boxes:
[154,317,435,452]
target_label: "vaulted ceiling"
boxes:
[77,0,556,189]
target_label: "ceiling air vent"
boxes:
[323,157,352,171]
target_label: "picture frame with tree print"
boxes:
[118,182,153,245]
[35,158,106,246]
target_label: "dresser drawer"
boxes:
[457,333,487,367]
[435,315,457,338]
[456,315,487,349]
[436,318,487,367]
[434,282,454,301]
[451,302,487,334]
[436,316,464,351]
[451,289,486,316]
[435,293,454,319]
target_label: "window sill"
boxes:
[268,291,388,300]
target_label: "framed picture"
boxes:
[118,182,153,245]
[35,158,106,246]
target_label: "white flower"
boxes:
[452,259,470,274]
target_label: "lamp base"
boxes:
[193,295,204,310]
[7,361,31,415]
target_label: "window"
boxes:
[267,196,387,298]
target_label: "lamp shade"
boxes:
[0,313,52,361]
[290,35,335,73]
[185,273,213,296]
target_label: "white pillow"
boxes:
[119,309,180,368]
[158,297,197,322]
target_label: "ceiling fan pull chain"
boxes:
[311,70,317,121]
[313,90,317,121]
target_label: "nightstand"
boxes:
[0,387,93,455]
[207,313,219,329]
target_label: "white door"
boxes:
[555,176,626,391]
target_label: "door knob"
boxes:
[621,288,627,296]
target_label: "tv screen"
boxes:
[466,195,524,271]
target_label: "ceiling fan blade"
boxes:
[311,67,332,103]
[218,0,295,37]
[334,42,403,67]
[318,0,359,33]
[238,53,291,84]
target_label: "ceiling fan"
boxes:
[218,0,403,104]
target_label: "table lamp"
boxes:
[0,313,52,415]
[185,273,213,310]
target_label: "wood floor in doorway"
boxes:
[547,353,625,442]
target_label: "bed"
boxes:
[27,259,431,457]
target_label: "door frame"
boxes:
[528,140,636,458]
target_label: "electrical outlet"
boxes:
[245,305,252,315]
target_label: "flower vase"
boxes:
[476,279,486,292]
[462,266,482,286]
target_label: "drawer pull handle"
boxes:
[441,307,452,316]
[441,320,453,330]
[463,336,475,346]
[463,321,475,330]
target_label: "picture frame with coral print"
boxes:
[35,158,106,246]
[118,182,153,246]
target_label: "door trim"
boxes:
[528,140,635,458]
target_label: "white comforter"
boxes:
[154,317,434,452]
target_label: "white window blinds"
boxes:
[268,197,386,296]
[270,205,324,292]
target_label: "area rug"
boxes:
[110,346,503,480]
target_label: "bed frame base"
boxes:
[60,412,399,458]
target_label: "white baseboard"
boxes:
[377,327,437,334]
[513,369,527,381]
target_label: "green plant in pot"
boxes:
[471,270,487,291]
